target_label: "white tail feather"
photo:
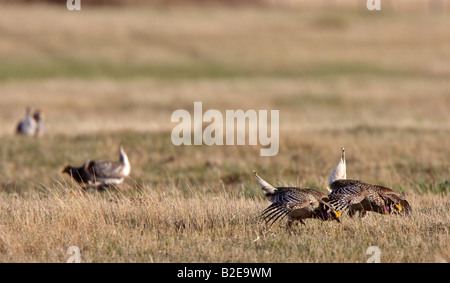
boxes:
[253,170,276,196]
[329,147,346,185]
[119,145,131,176]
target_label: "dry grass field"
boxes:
[0,2,448,262]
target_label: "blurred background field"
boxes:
[0,0,448,262]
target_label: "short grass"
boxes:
[0,3,448,262]
[0,129,448,262]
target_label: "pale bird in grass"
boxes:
[327,147,411,218]
[16,107,37,136]
[86,145,131,186]
[63,145,131,188]
[16,107,47,137]
[253,170,341,229]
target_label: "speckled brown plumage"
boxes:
[253,171,340,228]
[328,179,411,217]
[262,187,341,228]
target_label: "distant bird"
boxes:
[85,145,131,186]
[33,108,47,136]
[16,107,37,136]
[62,145,131,188]
[327,147,411,217]
[62,159,94,186]
[253,170,340,229]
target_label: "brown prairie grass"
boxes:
[0,129,448,262]
[0,183,448,263]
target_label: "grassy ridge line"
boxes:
[0,58,427,81]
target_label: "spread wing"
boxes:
[328,180,369,211]
[261,188,310,227]
[88,160,125,179]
